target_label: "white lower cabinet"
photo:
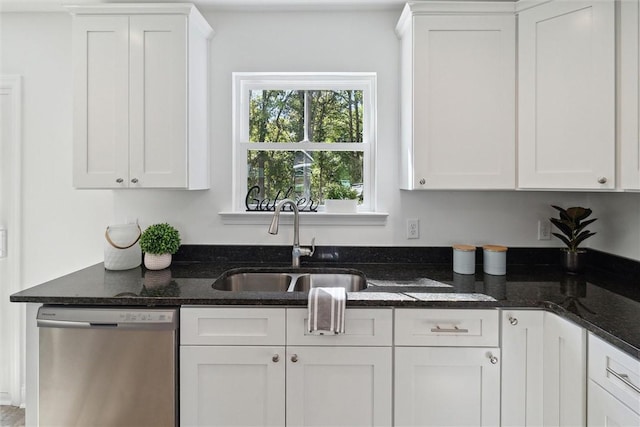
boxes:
[588,332,640,425]
[180,307,392,427]
[395,346,501,427]
[543,312,587,426]
[180,306,610,427]
[588,380,640,426]
[500,310,544,427]
[180,345,285,427]
[394,309,500,427]
[286,346,392,427]
[501,310,586,427]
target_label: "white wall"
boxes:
[0,12,113,287]
[588,192,640,261]
[113,10,595,251]
[2,9,636,262]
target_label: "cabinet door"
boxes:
[180,345,285,427]
[395,347,501,427]
[72,15,130,188]
[129,15,188,188]
[407,15,515,189]
[501,310,544,427]
[518,0,615,189]
[621,0,640,190]
[588,380,640,426]
[286,346,392,427]
[543,312,587,427]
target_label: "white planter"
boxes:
[144,253,172,270]
[325,199,358,213]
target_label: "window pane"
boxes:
[248,90,364,143]
[246,150,364,207]
[249,90,303,142]
[310,90,363,143]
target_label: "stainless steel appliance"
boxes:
[37,306,177,427]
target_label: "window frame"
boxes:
[232,72,377,213]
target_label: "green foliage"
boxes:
[247,89,364,204]
[324,183,359,200]
[139,223,181,255]
[549,206,597,252]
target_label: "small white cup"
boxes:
[453,244,476,275]
[483,245,508,275]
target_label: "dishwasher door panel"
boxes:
[39,327,176,427]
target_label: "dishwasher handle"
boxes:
[36,307,177,331]
[37,319,126,329]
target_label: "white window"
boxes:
[232,72,377,213]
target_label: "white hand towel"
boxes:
[308,287,346,335]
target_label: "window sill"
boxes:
[219,211,388,226]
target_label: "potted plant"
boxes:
[139,223,181,270]
[549,206,597,274]
[323,183,359,213]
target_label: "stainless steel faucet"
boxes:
[268,199,315,267]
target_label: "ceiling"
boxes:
[0,0,412,12]
[0,0,512,13]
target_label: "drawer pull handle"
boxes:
[291,354,299,363]
[509,316,518,326]
[607,367,640,394]
[272,354,280,363]
[430,325,469,333]
[489,354,499,364]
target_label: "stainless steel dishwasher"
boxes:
[37,306,178,427]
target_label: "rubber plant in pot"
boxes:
[549,206,597,274]
[324,183,359,213]
[139,223,181,270]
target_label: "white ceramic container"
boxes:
[453,244,476,275]
[483,245,508,275]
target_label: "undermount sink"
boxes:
[212,268,367,292]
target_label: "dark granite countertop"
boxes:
[10,250,640,360]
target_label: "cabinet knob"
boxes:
[272,354,280,363]
[115,178,124,184]
[291,354,298,363]
[131,178,139,184]
[508,316,518,326]
[598,177,607,184]
[488,354,499,365]
[419,178,426,185]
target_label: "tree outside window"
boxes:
[234,73,376,212]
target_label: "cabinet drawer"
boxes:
[287,308,392,346]
[395,309,499,347]
[589,333,640,415]
[181,307,286,345]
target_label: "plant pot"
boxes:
[325,199,358,213]
[561,249,587,274]
[144,253,172,270]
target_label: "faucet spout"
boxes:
[268,199,313,267]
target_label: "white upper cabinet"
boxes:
[396,3,516,190]
[68,4,213,189]
[621,0,640,190]
[518,0,615,190]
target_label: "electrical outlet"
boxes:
[538,220,551,240]
[407,218,419,239]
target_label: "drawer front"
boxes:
[181,307,286,345]
[287,308,393,346]
[589,333,640,415]
[395,309,499,347]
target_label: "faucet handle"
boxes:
[299,237,316,258]
[309,237,316,256]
